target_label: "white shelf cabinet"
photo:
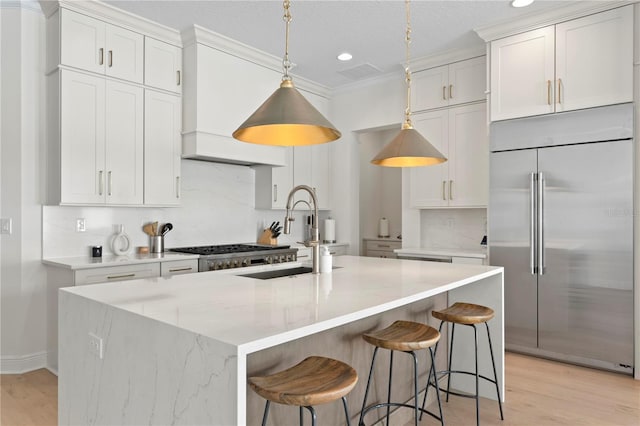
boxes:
[412,56,486,112]
[409,103,488,208]
[60,8,143,84]
[490,6,633,121]
[58,70,143,205]
[144,37,182,93]
[144,90,182,206]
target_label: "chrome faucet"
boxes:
[284,185,320,274]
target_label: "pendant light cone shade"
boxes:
[233,80,341,146]
[371,124,447,167]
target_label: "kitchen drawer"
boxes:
[365,240,402,252]
[74,263,160,285]
[161,259,198,277]
[365,249,398,259]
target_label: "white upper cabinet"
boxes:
[409,103,488,208]
[490,6,633,121]
[58,70,143,206]
[144,37,182,93]
[412,56,486,112]
[60,9,143,84]
[144,90,182,205]
[254,148,294,210]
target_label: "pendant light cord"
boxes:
[282,0,292,81]
[404,0,413,129]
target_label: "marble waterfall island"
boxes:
[59,256,504,425]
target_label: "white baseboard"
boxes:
[1,351,48,374]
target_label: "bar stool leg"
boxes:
[261,401,271,426]
[386,350,394,426]
[420,321,445,421]
[429,347,445,426]
[302,406,317,426]
[446,323,456,403]
[341,396,351,426]
[358,347,379,426]
[485,322,504,420]
[409,351,419,426]
[300,406,304,425]
[473,325,480,426]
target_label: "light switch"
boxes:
[1,218,12,235]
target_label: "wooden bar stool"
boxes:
[248,356,358,426]
[421,302,504,426]
[358,320,444,426]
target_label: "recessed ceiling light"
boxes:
[337,52,353,61]
[511,0,534,7]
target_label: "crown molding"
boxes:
[410,45,486,71]
[2,1,43,13]
[331,69,404,97]
[39,0,181,46]
[182,24,330,98]
[475,1,636,42]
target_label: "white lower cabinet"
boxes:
[144,90,182,205]
[409,103,488,208]
[74,263,160,285]
[160,259,198,277]
[57,70,143,205]
[363,239,402,258]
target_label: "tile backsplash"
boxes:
[420,208,487,249]
[43,160,322,258]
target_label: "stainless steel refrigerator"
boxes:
[489,103,634,375]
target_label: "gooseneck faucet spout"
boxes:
[284,185,320,274]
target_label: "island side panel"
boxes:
[447,269,505,401]
[59,290,239,425]
[246,294,448,425]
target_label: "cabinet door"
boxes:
[60,9,105,74]
[555,6,633,113]
[311,144,331,210]
[60,70,105,204]
[104,24,144,83]
[448,56,486,106]
[293,147,313,206]
[145,37,182,93]
[145,90,182,205]
[408,110,449,208]
[272,148,294,209]
[448,103,488,207]
[411,65,448,112]
[490,26,555,121]
[105,80,144,205]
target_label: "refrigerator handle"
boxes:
[530,172,537,275]
[538,172,545,275]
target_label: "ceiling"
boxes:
[105,0,585,88]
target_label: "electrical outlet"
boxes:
[88,332,103,359]
[76,218,86,232]
[1,218,12,235]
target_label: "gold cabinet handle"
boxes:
[177,70,181,86]
[442,180,446,200]
[442,86,447,100]
[107,273,135,280]
[378,244,391,248]
[547,80,551,105]
[176,176,180,198]
[449,84,453,99]
[557,78,562,104]
[449,180,453,200]
[108,171,112,196]
[98,170,104,195]
[108,50,113,67]
[168,267,192,273]
[99,48,104,65]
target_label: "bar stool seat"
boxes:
[422,302,503,426]
[359,320,444,426]
[249,356,358,425]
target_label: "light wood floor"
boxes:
[1,353,639,425]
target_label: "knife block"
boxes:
[257,229,277,246]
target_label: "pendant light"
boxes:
[371,0,447,167]
[233,0,341,146]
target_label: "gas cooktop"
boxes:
[169,244,290,256]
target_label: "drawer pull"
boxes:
[378,244,390,248]
[99,48,104,65]
[108,50,113,67]
[329,251,336,255]
[107,273,135,280]
[169,267,192,273]
[298,255,310,258]
[177,70,181,86]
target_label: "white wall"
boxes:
[0,2,49,373]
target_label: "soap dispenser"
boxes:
[320,245,332,273]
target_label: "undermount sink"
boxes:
[240,266,313,280]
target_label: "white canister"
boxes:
[320,246,332,273]
[378,217,390,238]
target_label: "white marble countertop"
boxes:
[42,252,200,270]
[60,255,501,354]
[395,247,488,259]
